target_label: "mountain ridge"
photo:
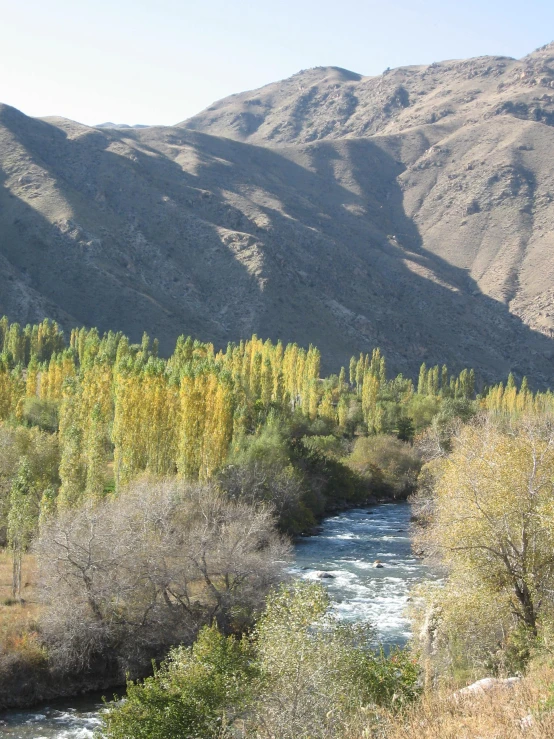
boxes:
[1,44,554,383]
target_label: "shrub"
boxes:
[251,582,420,738]
[101,625,256,739]
[21,397,59,432]
[300,434,347,459]
[102,582,421,739]
[35,477,290,674]
[347,435,421,498]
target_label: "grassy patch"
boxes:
[0,549,45,665]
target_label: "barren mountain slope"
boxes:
[183,44,554,145]
[183,43,554,341]
[0,101,553,383]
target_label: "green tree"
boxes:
[7,458,36,600]
[418,363,428,395]
[349,356,356,386]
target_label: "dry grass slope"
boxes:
[373,668,554,739]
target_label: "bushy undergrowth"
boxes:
[100,582,420,739]
[217,419,420,535]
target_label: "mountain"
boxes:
[1,43,554,383]
[96,123,151,129]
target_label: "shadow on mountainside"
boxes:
[0,105,264,353]
[167,129,554,383]
[0,103,553,385]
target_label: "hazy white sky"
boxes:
[1,0,553,126]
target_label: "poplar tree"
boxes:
[83,404,107,501]
[418,363,427,395]
[261,358,273,407]
[58,379,86,509]
[349,356,356,387]
[337,396,348,430]
[355,354,364,395]
[7,458,36,600]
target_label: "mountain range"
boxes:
[1,42,554,383]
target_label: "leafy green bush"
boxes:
[252,582,420,736]
[300,434,347,459]
[347,435,421,498]
[101,625,256,739]
[21,397,59,432]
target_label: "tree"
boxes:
[418,363,428,395]
[397,416,415,442]
[348,435,421,498]
[349,356,356,387]
[417,415,554,661]
[57,381,85,510]
[7,458,36,600]
[36,478,290,671]
[218,428,305,533]
[0,423,60,545]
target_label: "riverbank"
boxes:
[0,658,124,713]
[0,546,122,711]
[0,488,414,712]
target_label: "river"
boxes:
[1,502,424,738]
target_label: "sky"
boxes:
[1,0,554,127]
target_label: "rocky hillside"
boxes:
[1,43,554,383]
[184,43,554,341]
[183,45,554,145]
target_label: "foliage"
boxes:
[20,398,59,433]
[101,625,256,739]
[0,423,59,545]
[101,582,420,739]
[414,414,554,677]
[251,583,419,737]
[347,435,421,497]
[7,460,36,600]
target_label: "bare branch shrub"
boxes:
[35,477,290,675]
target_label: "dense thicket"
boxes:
[101,582,420,739]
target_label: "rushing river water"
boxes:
[1,502,424,738]
[292,503,425,645]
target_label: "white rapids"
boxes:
[291,502,426,645]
